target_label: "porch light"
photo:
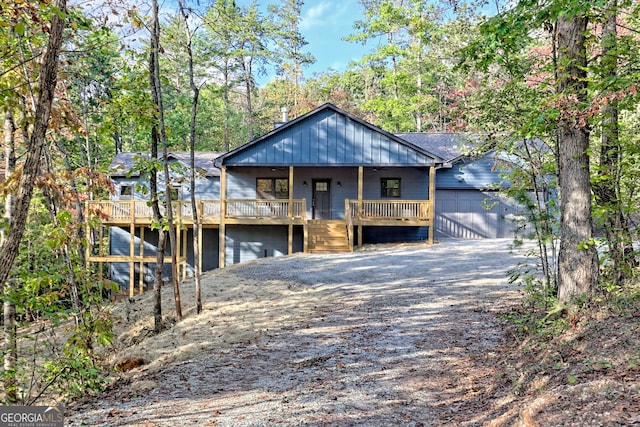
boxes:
[303,181,308,187]
[337,181,342,187]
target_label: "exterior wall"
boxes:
[224,108,434,167]
[109,226,220,290]
[226,166,431,220]
[112,174,219,201]
[433,153,523,239]
[224,225,303,266]
[436,153,504,190]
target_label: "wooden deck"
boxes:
[86,199,431,226]
[86,199,307,226]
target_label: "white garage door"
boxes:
[435,190,521,238]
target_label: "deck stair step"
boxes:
[307,220,350,253]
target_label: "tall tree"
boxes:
[555,8,598,302]
[0,0,67,400]
[592,0,636,285]
[268,0,315,115]
[149,0,168,332]
[178,0,203,314]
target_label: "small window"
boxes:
[315,181,328,192]
[169,186,181,201]
[257,178,289,199]
[274,178,289,199]
[120,185,133,200]
[381,178,401,198]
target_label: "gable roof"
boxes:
[109,152,223,177]
[215,103,443,168]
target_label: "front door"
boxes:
[312,179,331,219]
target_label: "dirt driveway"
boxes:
[68,239,533,426]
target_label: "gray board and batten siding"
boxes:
[217,104,439,168]
[397,133,524,239]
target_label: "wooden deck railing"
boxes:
[88,199,430,224]
[225,199,305,219]
[347,199,431,221]
[86,199,305,223]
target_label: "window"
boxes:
[381,178,401,198]
[169,186,181,201]
[257,178,289,199]
[120,185,133,200]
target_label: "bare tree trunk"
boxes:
[149,0,165,333]
[0,0,66,291]
[178,0,203,314]
[0,0,66,400]
[555,12,598,303]
[3,111,17,403]
[150,0,182,323]
[593,0,636,285]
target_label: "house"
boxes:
[86,103,523,296]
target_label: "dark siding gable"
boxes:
[221,104,436,167]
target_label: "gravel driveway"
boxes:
[69,238,533,426]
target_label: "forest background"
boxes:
[1,0,640,408]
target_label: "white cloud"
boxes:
[301,1,332,31]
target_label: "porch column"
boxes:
[139,226,145,294]
[129,222,135,298]
[219,166,227,268]
[198,200,203,275]
[128,200,135,297]
[429,165,435,245]
[358,166,363,249]
[288,166,294,255]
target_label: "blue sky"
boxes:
[298,1,374,79]
[235,0,377,84]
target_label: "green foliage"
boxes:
[1,192,116,404]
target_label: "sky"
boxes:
[297,1,374,78]
[236,0,378,84]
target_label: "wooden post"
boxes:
[182,226,187,281]
[84,201,90,273]
[198,201,203,275]
[176,201,182,281]
[139,226,145,294]
[357,166,363,249]
[288,166,294,255]
[429,165,435,245]
[98,226,103,283]
[129,222,135,298]
[219,166,227,268]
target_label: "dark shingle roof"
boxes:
[395,133,487,163]
[109,152,223,177]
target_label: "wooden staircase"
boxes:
[307,220,351,253]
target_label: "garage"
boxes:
[435,189,522,239]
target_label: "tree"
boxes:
[0,0,67,400]
[267,0,315,115]
[347,0,470,132]
[592,0,637,285]
[458,0,606,302]
[149,0,169,332]
[555,8,599,302]
[178,0,203,314]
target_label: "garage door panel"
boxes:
[435,190,518,239]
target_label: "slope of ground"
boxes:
[67,239,639,426]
